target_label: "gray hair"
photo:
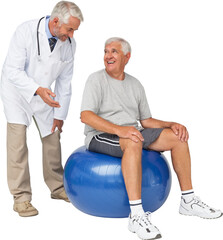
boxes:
[50,1,84,24]
[105,37,131,55]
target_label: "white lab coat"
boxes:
[0,17,76,137]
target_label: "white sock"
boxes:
[129,199,144,216]
[181,189,195,203]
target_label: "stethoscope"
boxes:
[37,17,71,60]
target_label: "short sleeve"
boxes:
[138,85,152,120]
[80,74,102,114]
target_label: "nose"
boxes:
[105,51,113,59]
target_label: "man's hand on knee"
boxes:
[115,126,144,143]
[170,122,189,142]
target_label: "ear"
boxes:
[52,17,60,26]
[125,52,131,64]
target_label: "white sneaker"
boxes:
[179,196,222,219]
[128,212,162,240]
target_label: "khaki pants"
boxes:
[7,123,64,203]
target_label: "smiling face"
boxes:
[50,16,80,41]
[104,41,131,80]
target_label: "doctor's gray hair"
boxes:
[105,37,131,55]
[50,1,84,24]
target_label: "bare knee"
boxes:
[162,128,188,149]
[165,129,189,150]
[148,128,189,152]
[119,138,142,153]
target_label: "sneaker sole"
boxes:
[139,233,162,240]
[179,212,223,219]
[129,228,162,240]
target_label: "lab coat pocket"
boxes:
[51,59,72,81]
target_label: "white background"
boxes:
[0,0,223,239]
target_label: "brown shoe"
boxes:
[13,201,38,217]
[51,190,70,202]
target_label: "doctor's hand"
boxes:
[51,119,64,133]
[36,87,60,108]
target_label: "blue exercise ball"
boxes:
[64,146,171,218]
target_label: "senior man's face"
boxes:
[53,16,80,41]
[104,42,130,79]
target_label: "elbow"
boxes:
[81,110,95,125]
[80,111,88,124]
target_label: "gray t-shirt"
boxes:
[81,69,152,148]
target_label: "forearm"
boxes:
[81,111,145,142]
[81,111,120,135]
[53,62,73,119]
[141,117,189,142]
[141,117,173,129]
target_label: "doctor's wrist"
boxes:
[35,87,43,95]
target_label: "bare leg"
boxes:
[121,138,163,239]
[148,128,192,191]
[119,138,143,200]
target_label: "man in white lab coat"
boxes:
[0,1,83,217]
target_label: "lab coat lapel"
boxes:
[38,17,54,56]
[52,40,62,54]
[38,17,63,57]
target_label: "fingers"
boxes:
[177,126,189,142]
[44,89,60,107]
[184,130,189,141]
[178,127,183,140]
[130,134,144,143]
[47,89,56,98]
[51,124,56,133]
[131,131,144,142]
[171,125,179,136]
[37,87,60,108]
[57,124,63,132]
[171,123,189,142]
[179,128,189,142]
[51,119,63,133]
[117,126,144,142]
[51,124,63,133]
[47,98,60,108]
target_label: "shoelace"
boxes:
[140,212,152,226]
[193,196,211,209]
[24,201,32,209]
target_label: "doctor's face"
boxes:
[53,16,80,41]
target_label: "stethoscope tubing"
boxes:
[37,17,45,56]
[37,16,72,57]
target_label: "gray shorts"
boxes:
[89,128,164,158]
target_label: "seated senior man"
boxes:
[80,37,222,240]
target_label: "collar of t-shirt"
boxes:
[45,15,58,41]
